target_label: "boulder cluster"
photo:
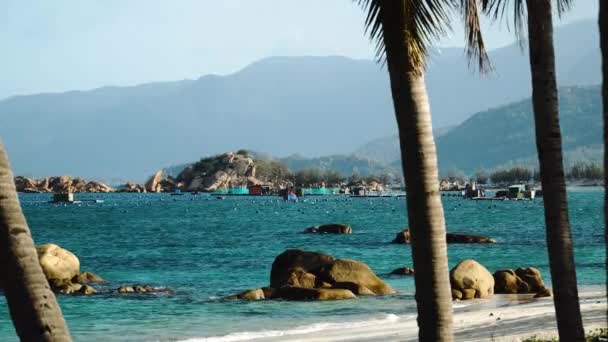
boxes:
[36,243,102,295]
[175,152,262,192]
[226,249,395,301]
[493,267,552,297]
[14,176,114,193]
[35,243,168,296]
[449,259,551,300]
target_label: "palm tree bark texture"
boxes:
[0,142,72,341]
[525,1,585,340]
[600,0,608,300]
[372,1,454,341]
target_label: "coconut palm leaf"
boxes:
[358,0,490,73]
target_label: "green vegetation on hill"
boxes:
[355,85,603,175]
[436,85,602,173]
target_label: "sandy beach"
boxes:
[199,290,606,342]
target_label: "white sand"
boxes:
[254,291,607,342]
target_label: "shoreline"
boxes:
[193,290,607,342]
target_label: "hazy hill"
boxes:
[0,20,599,180]
[355,85,603,174]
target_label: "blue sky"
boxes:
[0,0,599,100]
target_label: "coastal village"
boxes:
[14,151,551,201]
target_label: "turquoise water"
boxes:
[0,189,605,341]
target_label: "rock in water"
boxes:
[36,244,80,281]
[446,233,496,244]
[515,267,545,292]
[270,249,335,289]
[72,271,105,284]
[389,267,415,276]
[225,288,266,300]
[392,229,411,243]
[302,224,352,234]
[493,270,530,294]
[392,229,495,244]
[450,259,494,300]
[319,259,396,295]
[534,286,552,298]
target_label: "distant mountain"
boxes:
[354,85,603,174]
[279,154,396,177]
[0,20,599,180]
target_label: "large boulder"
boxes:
[493,267,550,297]
[450,259,494,300]
[493,270,530,294]
[36,244,80,281]
[270,249,335,289]
[319,259,395,295]
[515,267,545,292]
[228,250,394,302]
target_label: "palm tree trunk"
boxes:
[525,1,584,340]
[0,142,71,341]
[380,2,453,341]
[601,0,608,289]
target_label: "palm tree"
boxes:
[481,1,585,340]
[358,1,488,340]
[0,142,71,341]
[601,0,608,288]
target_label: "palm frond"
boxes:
[556,0,573,17]
[480,0,526,47]
[358,0,491,74]
[358,0,453,73]
[460,0,492,73]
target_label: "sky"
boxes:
[0,0,599,100]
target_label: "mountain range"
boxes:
[354,85,602,175]
[0,20,600,181]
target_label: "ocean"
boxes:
[0,188,605,341]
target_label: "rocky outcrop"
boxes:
[36,244,80,281]
[227,249,394,301]
[14,176,115,193]
[302,224,352,234]
[450,259,494,300]
[175,152,263,192]
[117,182,147,193]
[392,229,496,244]
[494,267,551,297]
[145,170,164,193]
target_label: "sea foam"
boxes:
[179,313,405,342]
